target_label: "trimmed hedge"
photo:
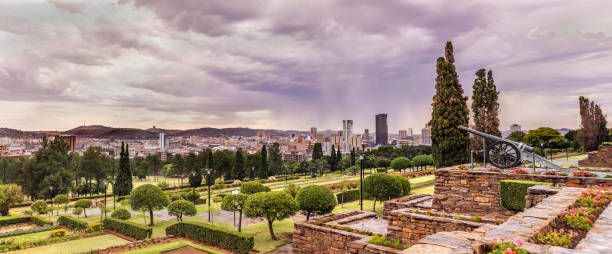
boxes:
[0,225,58,238]
[0,215,30,226]
[103,217,152,240]
[336,189,361,204]
[31,216,53,226]
[166,221,254,254]
[57,215,88,231]
[500,180,552,212]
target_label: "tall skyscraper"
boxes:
[363,129,370,142]
[399,130,408,140]
[510,124,521,133]
[375,114,388,145]
[421,124,432,145]
[159,133,167,150]
[342,120,353,151]
[310,127,317,138]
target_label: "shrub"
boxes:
[169,193,183,201]
[130,184,169,226]
[221,194,248,232]
[111,208,131,220]
[296,185,337,220]
[195,198,206,205]
[336,189,361,204]
[389,175,411,196]
[50,229,66,238]
[103,218,152,240]
[157,181,170,189]
[72,207,83,216]
[57,215,88,231]
[375,158,391,168]
[391,157,411,171]
[31,200,48,214]
[470,216,482,222]
[87,222,104,232]
[74,199,93,217]
[500,180,552,212]
[240,181,271,194]
[168,200,197,222]
[0,225,57,238]
[31,216,53,226]
[564,207,595,231]
[244,192,298,240]
[362,174,402,211]
[181,189,200,203]
[283,183,301,198]
[165,221,254,254]
[368,235,405,249]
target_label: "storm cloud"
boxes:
[0,0,611,132]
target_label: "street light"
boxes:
[206,168,212,223]
[359,154,364,211]
[103,179,108,219]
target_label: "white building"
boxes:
[342,120,353,152]
[159,133,167,150]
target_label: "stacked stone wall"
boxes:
[386,209,484,245]
[432,168,612,216]
[524,185,560,209]
[382,193,430,217]
[579,145,612,168]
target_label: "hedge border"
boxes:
[57,215,88,231]
[500,180,552,212]
[103,217,152,240]
[165,221,254,254]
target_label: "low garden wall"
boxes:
[579,144,612,167]
[524,185,560,209]
[432,168,612,216]
[382,194,431,217]
[386,209,485,245]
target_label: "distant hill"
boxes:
[59,125,307,139]
[0,128,46,138]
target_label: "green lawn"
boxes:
[242,219,294,253]
[9,234,129,254]
[333,200,383,216]
[122,240,223,254]
[411,186,434,195]
[0,229,75,244]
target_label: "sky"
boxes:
[0,0,611,133]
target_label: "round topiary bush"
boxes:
[111,208,131,220]
[390,175,411,196]
[240,181,271,194]
[168,200,197,222]
[31,200,48,214]
[296,185,337,220]
[391,157,412,172]
[363,174,403,212]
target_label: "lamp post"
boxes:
[103,179,108,219]
[112,179,116,210]
[359,154,364,211]
[49,186,54,217]
[206,168,212,223]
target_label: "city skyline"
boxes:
[1,1,611,132]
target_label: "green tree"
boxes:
[115,142,133,196]
[240,181,270,194]
[362,174,402,211]
[389,175,411,196]
[0,184,23,216]
[430,41,470,167]
[507,131,526,142]
[312,143,323,161]
[564,130,581,150]
[578,96,608,151]
[74,199,92,217]
[260,146,268,179]
[130,184,169,226]
[311,159,329,176]
[52,194,70,214]
[20,137,73,200]
[411,155,433,169]
[245,153,260,180]
[330,145,337,171]
[188,169,202,189]
[213,150,233,180]
[111,208,131,220]
[268,143,282,176]
[524,127,566,149]
[295,185,336,220]
[168,200,197,222]
[31,200,48,215]
[221,193,248,232]
[350,148,356,166]
[375,158,391,168]
[391,157,411,172]
[470,69,501,157]
[244,192,298,240]
[283,183,301,198]
[172,154,185,186]
[233,149,246,180]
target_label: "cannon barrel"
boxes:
[458,125,534,153]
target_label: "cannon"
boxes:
[458,126,563,170]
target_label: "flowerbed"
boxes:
[572,171,596,177]
[488,238,527,254]
[512,168,529,174]
[535,186,611,248]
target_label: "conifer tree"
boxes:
[336,147,341,161]
[430,41,470,167]
[233,149,246,180]
[268,143,282,177]
[350,147,356,166]
[312,143,323,161]
[330,145,337,171]
[259,145,268,178]
[579,96,608,151]
[114,142,133,196]
[470,69,500,156]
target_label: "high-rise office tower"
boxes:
[159,133,167,150]
[342,120,353,151]
[375,114,388,145]
[421,124,432,145]
[310,127,317,138]
[363,129,370,142]
[399,130,408,140]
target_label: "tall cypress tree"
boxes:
[268,142,282,176]
[312,143,323,161]
[114,142,133,196]
[470,69,500,156]
[330,145,337,171]
[430,41,470,167]
[259,145,268,178]
[233,149,245,180]
[336,147,341,161]
[350,147,356,166]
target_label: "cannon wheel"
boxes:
[487,141,521,169]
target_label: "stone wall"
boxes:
[524,185,560,209]
[382,194,431,217]
[579,144,612,168]
[432,168,612,216]
[387,209,484,245]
